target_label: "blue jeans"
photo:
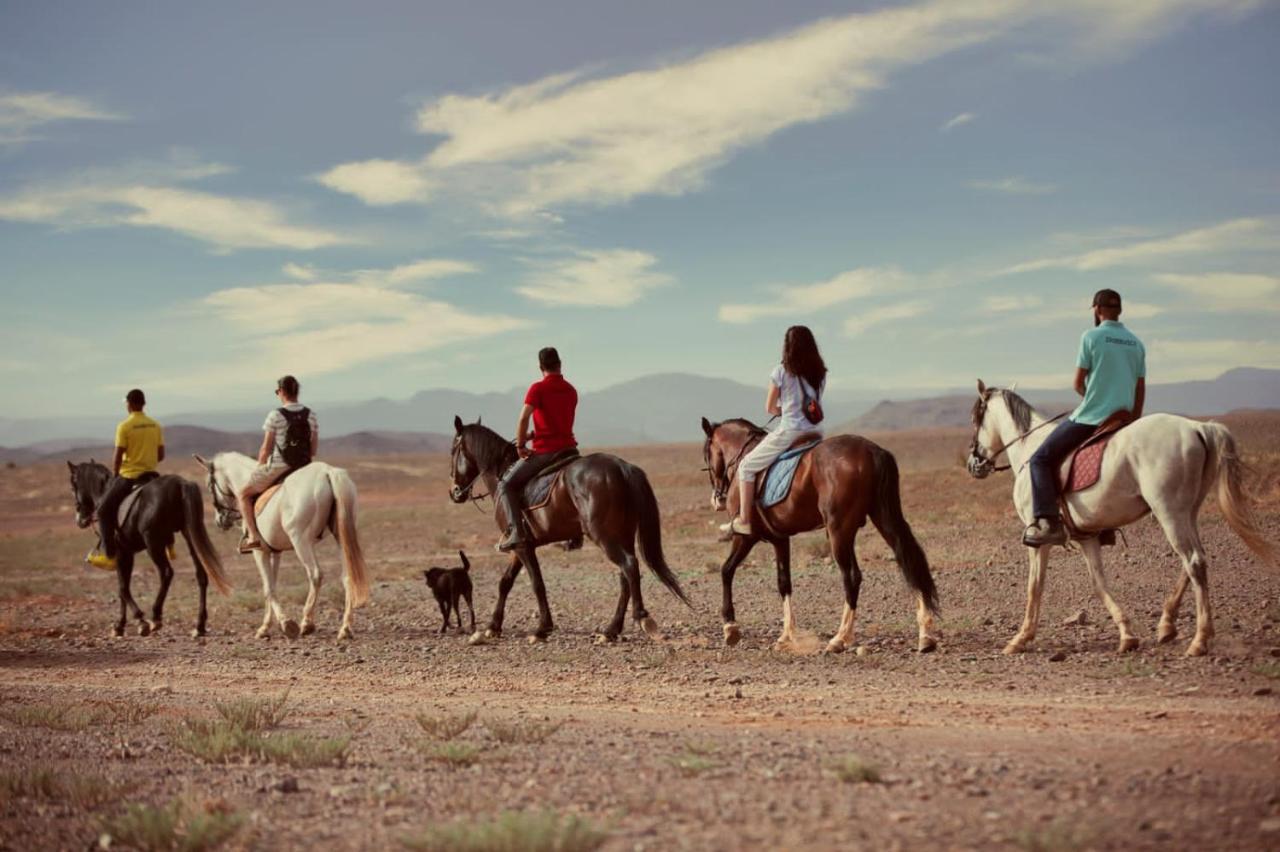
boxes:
[1028,418,1097,521]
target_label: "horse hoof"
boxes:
[1117,636,1140,653]
[137,621,151,637]
[723,623,741,647]
[917,636,938,654]
[640,617,660,639]
[300,621,316,637]
[1185,641,1207,657]
[594,633,618,646]
[255,627,270,640]
[468,631,491,646]
[1002,640,1026,655]
[112,627,125,638]
[283,620,301,640]
[528,634,548,645]
[337,627,354,642]
[824,640,846,655]
[190,628,204,639]
[1156,623,1177,644]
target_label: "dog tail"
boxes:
[458,550,470,572]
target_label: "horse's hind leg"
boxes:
[598,570,629,643]
[520,547,555,642]
[473,554,523,643]
[294,539,323,637]
[1005,546,1050,654]
[144,537,175,634]
[606,543,658,640]
[1158,573,1190,644]
[1079,538,1138,652]
[719,535,756,646]
[254,551,289,639]
[825,530,861,654]
[192,558,209,638]
[1154,510,1214,656]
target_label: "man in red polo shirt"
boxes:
[495,346,580,552]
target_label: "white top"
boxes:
[263,403,318,465]
[770,364,824,433]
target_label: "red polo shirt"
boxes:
[524,373,578,454]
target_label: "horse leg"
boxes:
[1005,546,1050,654]
[115,552,151,636]
[612,543,659,640]
[1153,510,1214,656]
[1158,573,1191,644]
[1079,538,1138,652]
[771,538,799,652]
[520,547,555,642]
[474,554,523,643]
[144,537,175,634]
[254,551,287,639]
[598,570,629,644]
[294,539,323,638]
[825,529,861,654]
[719,535,756,646]
[192,557,209,638]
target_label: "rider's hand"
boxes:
[518,445,532,459]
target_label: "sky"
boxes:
[2,0,1278,418]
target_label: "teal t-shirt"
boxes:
[1071,320,1145,426]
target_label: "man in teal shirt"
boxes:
[1024,289,1146,546]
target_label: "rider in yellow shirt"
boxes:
[87,389,165,571]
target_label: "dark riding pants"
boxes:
[98,475,144,557]
[496,448,580,534]
[1028,418,1097,521]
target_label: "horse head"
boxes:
[67,459,110,528]
[193,453,240,530]
[449,416,513,505]
[701,417,766,511]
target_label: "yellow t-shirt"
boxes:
[114,412,164,479]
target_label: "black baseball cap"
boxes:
[1092,289,1122,309]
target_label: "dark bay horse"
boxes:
[700,418,939,653]
[67,461,231,637]
[448,417,689,643]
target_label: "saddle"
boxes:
[252,466,303,515]
[1058,410,1134,541]
[114,471,161,526]
[522,451,582,512]
[755,433,823,508]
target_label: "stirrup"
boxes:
[238,533,264,554]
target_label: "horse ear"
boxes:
[67,460,76,473]
[476,415,482,426]
[701,416,714,437]
[1008,381,1019,393]
[192,453,213,472]
[976,379,986,396]
[453,415,463,435]
[459,550,470,571]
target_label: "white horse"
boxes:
[195,453,370,640]
[966,380,1275,657]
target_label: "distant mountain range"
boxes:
[3,367,1277,462]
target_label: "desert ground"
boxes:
[2,414,1279,851]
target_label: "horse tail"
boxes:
[866,443,939,615]
[623,464,691,607]
[327,467,371,606]
[180,481,232,595]
[1201,422,1277,566]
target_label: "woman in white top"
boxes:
[723,325,827,536]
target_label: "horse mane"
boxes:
[78,461,111,494]
[462,423,518,472]
[720,418,768,437]
[1000,390,1036,432]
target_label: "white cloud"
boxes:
[1004,217,1277,274]
[322,0,1257,217]
[314,158,433,205]
[968,176,1057,195]
[0,171,347,251]
[983,294,1042,312]
[941,112,975,132]
[353,258,478,288]
[517,249,672,307]
[283,262,317,281]
[844,299,930,335]
[719,266,907,324]
[1151,272,1280,312]
[0,90,123,146]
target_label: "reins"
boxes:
[972,407,1067,473]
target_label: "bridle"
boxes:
[205,468,242,528]
[968,392,1065,477]
[703,426,765,504]
[449,435,498,511]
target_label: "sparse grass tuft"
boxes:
[104,700,162,726]
[485,717,563,745]
[0,702,107,731]
[214,692,291,731]
[171,717,348,768]
[1250,661,1280,680]
[0,767,119,809]
[669,752,719,777]
[101,797,243,852]
[415,709,477,740]
[829,755,882,784]
[401,809,606,852]
[1013,819,1089,852]
[419,741,486,767]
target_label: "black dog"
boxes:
[423,550,475,635]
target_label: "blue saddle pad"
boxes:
[757,441,821,508]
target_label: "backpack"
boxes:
[277,407,313,468]
[799,377,824,425]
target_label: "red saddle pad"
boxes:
[1061,411,1133,494]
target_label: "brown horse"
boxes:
[449,416,690,643]
[701,418,939,653]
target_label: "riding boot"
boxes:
[495,491,526,553]
[1022,517,1068,547]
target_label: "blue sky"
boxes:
[2,0,1278,418]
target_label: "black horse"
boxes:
[67,461,231,637]
[449,417,690,643]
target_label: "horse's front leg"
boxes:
[719,535,756,646]
[521,546,555,642]
[115,553,150,636]
[472,554,522,644]
[1005,546,1050,654]
[1080,538,1138,652]
[771,538,799,652]
[144,537,175,634]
